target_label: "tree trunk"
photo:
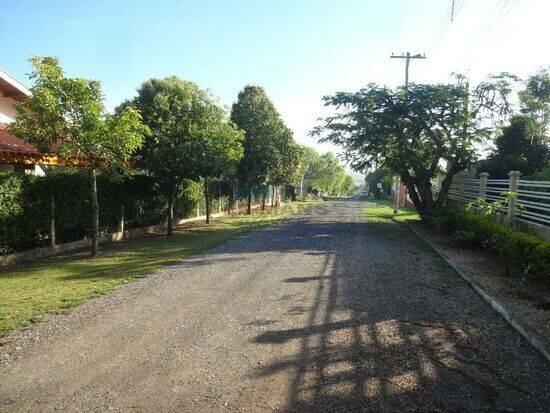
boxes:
[401,176,436,217]
[261,187,267,210]
[271,186,275,207]
[90,163,99,257]
[299,177,304,197]
[50,196,56,249]
[204,179,210,224]
[247,187,252,214]
[438,162,463,207]
[167,183,174,236]
[275,186,281,206]
[228,186,234,215]
[291,186,297,202]
[218,181,222,214]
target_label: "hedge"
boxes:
[431,209,550,279]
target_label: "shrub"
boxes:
[450,229,476,246]
[0,171,197,253]
[0,170,269,254]
[433,209,550,279]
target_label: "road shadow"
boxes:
[243,202,550,411]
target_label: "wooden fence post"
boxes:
[50,196,56,249]
[479,172,489,201]
[459,179,465,206]
[218,181,222,214]
[507,170,520,225]
[119,205,125,237]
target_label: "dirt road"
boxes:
[1,200,549,412]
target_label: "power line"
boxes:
[428,0,466,53]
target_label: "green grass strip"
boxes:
[0,201,317,337]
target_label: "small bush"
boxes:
[450,230,476,246]
[428,212,452,232]
[0,171,273,254]
[432,209,550,279]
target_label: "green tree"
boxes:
[11,57,147,256]
[199,120,244,223]
[267,126,303,205]
[313,79,512,214]
[341,175,356,196]
[308,152,347,196]
[365,168,393,198]
[479,115,549,178]
[131,77,242,232]
[519,68,550,137]
[295,145,319,197]
[231,85,282,213]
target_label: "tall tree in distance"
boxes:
[479,115,549,178]
[198,119,244,223]
[519,68,550,138]
[267,125,303,205]
[231,85,280,214]
[295,145,319,197]
[130,77,242,233]
[11,56,148,256]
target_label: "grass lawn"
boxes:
[362,198,420,223]
[0,201,317,337]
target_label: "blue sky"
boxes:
[1,0,549,162]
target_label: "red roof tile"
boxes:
[0,123,40,156]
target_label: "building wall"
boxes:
[0,92,18,124]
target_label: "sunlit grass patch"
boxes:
[362,199,420,223]
[0,200,317,337]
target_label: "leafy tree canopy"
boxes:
[479,115,549,178]
[11,56,148,256]
[519,67,550,136]
[231,85,282,188]
[312,79,512,213]
[129,76,243,230]
[12,56,147,166]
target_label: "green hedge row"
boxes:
[0,170,270,254]
[0,171,165,252]
[431,209,550,279]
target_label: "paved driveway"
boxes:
[1,200,549,412]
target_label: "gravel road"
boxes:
[1,200,549,412]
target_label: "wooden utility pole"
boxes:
[390,52,426,88]
[390,52,426,212]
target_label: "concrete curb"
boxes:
[406,223,550,365]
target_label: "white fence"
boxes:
[448,171,550,240]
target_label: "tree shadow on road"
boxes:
[243,208,550,412]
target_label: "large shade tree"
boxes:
[307,152,353,196]
[519,68,550,138]
[267,125,303,206]
[312,78,512,214]
[130,77,243,232]
[295,145,319,197]
[479,115,549,178]
[198,119,244,223]
[11,57,147,256]
[479,69,550,178]
[231,85,282,214]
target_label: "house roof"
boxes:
[0,69,87,167]
[0,123,39,155]
[0,124,88,166]
[0,68,30,101]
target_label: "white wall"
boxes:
[0,92,18,124]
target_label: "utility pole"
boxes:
[390,52,426,88]
[390,51,426,212]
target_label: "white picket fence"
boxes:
[448,171,550,240]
